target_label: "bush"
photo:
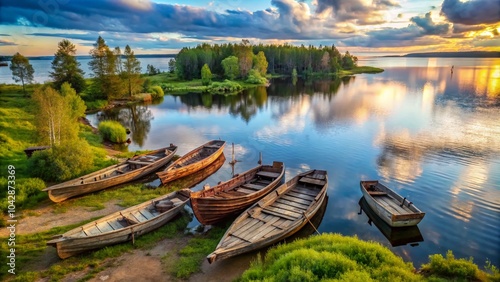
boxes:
[421,251,486,281]
[0,177,46,214]
[27,139,94,182]
[207,80,243,93]
[246,69,268,84]
[239,233,422,282]
[98,120,127,143]
[149,85,164,99]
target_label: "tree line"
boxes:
[174,42,358,80]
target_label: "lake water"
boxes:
[87,57,497,268]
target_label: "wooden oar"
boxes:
[303,211,320,235]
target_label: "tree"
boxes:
[237,44,253,78]
[10,52,34,95]
[168,58,176,73]
[201,63,212,86]
[60,82,86,121]
[221,56,239,80]
[114,46,123,74]
[253,51,268,76]
[50,39,86,93]
[32,85,78,146]
[342,51,356,70]
[122,45,142,97]
[146,64,160,75]
[88,36,121,99]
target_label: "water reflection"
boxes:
[96,104,154,147]
[358,197,423,247]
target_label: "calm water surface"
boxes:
[86,57,500,267]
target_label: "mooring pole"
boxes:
[258,152,262,165]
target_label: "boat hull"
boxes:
[360,180,424,227]
[47,189,190,259]
[44,145,177,202]
[157,140,225,184]
[191,162,285,225]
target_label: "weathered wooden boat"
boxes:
[207,169,328,263]
[358,197,423,247]
[360,180,425,227]
[157,140,225,185]
[47,189,191,259]
[169,153,226,189]
[191,161,285,225]
[43,145,177,202]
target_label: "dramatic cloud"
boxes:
[315,0,400,25]
[441,0,500,25]
[410,12,450,35]
[0,39,16,46]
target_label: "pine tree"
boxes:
[10,52,34,95]
[50,39,86,93]
[122,45,142,97]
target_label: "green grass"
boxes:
[4,214,190,282]
[339,65,384,76]
[171,225,228,278]
[98,120,127,143]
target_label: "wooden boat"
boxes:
[43,145,177,202]
[168,153,226,189]
[358,197,423,247]
[47,189,191,259]
[157,140,225,185]
[360,180,425,227]
[191,161,285,225]
[207,169,328,263]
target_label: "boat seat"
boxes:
[256,171,280,178]
[204,145,221,149]
[368,191,387,196]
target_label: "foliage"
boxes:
[175,48,199,80]
[88,36,121,100]
[98,120,127,143]
[342,51,358,70]
[237,44,253,78]
[149,85,164,99]
[84,99,108,111]
[27,139,94,182]
[142,78,151,93]
[32,85,80,146]
[146,64,161,76]
[420,251,490,281]
[50,39,86,93]
[246,69,268,84]
[168,58,176,73]
[222,56,240,80]
[239,233,422,282]
[9,52,34,95]
[60,82,86,120]
[122,45,142,97]
[201,63,212,86]
[0,177,46,214]
[253,51,268,76]
[207,79,243,93]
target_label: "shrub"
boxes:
[421,251,485,281]
[239,233,422,282]
[207,80,243,93]
[27,139,94,182]
[0,177,46,214]
[149,85,164,99]
[98,120,127,143]
[246,69,268,84]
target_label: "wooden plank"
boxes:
[272,218,292,229]
[287,191,316,201]
[215,192,234,199]
[108,220,124,230]
[276,198,309,210]
[270,202,307,214]
[242,183,265,190]
[261,209,297,221]
[139,209,155,220]
[234,188,255,194]
[226,190,248,197]
[245,218,281,242]
[232,218,262,237]
[263,206,301,220]
[131,211,148,222]
[299,177,325,186]
[369,191,388,196]
[127,160,152,166]
[96,222,114,233]
[236,221,265,239]
[281,195,312,205]
[292,187,320,197]
[312,173,325,180]
[85,226,102,236]
[255,179,272,185]
[256,171,281,178]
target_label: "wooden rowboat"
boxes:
[47,189,191,259]
[360,180,425,227]
[43,145,178,202]
[157,140,225,185]
[191,161,285,225]
[358,197,423,247]
[207,169,328,263]
[168,153,226,189]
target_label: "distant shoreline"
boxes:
[384,51,499,58]
[0,54,176,60]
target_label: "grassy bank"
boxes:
[339,65,384,76]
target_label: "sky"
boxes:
[0,0,499,56]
